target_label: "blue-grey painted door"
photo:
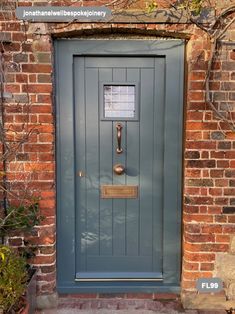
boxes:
[74,57,163,280]
[56,40,184,293]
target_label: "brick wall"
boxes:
[0,0,235,309]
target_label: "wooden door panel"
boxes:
[75,56,164,278]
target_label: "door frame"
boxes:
[55,39,185,294]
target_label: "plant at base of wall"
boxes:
[0,200,43,313]
[0,200,42,238]
[0,245,28,314]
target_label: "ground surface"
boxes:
[37,310,227,313]
[36,298,228,313]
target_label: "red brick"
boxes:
[186,131,203,140]
[199,243,229,252]
[13,31,27,42]
[201,225,223,234]
[225,151,235,159]
[39,199,55,209]
[153,293,179,300]
[189,71,206,81]
[22,84,52,93]
[186,141,216,150]
[187,111,204,120]
[189,81,205,90]
[22,64,52,73]
[34,125,53,133]
[26,235,55,246]
[185,169,201,177]
[201,150,209,158]
[37,172,53,181]
[38,74,52,83]
[5,84,21,93]
[16,74,28,83]
[224,188,235,196]
[183,260,199,271]
[208,188,222,196]
[207,206,221,214]
[30,105,52,113]
[215,235,230,243]
[181,281,196,289]
[200,263,214,271]
[188,91,205,101]
[24,163,54,171]
[214,215,227,223]
[38,115,53,123]
[184,205,199,213]
[223,225,235,233]
[186,122,217,130]
[185,234,215,243]
[40,191,55,198]
[24,144,52,152]
[184,224,201,234]
[199,205,207,213]
[209,81,220,90]
[215,198,228,205]
[186,160,216,168]
[184,214,213,223]
[210,151,225,159]
[215,179,229,187]
[191,61,208,71]
[37,95,52,103]
[126,293,153,299]
[230,51,235,60]
[2,22,21,31]
[226,132,235,140]
[228,216,235,223]
[29,74,37,83]
[39,134,53,142]
[183,271,212,280]
[225,170,235,177]
[217,160,229,168]
[188,102,207,110]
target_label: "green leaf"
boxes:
[146,1,158,13]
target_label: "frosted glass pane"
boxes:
[104,85,135,119]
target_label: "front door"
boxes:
[56,40,184,293]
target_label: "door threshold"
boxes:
[75,272,163,282]
[75,278,163,282]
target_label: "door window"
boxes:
[101,82,139,121]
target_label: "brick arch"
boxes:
[51,24,190,40]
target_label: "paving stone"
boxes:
[37,311,187,314]
[198,310,227,314]
[36,298,200,313]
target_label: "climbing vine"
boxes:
[146,0,235,130]
[0,1,41,244]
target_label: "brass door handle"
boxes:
[116,123,123,154]
[113,164,125,175]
